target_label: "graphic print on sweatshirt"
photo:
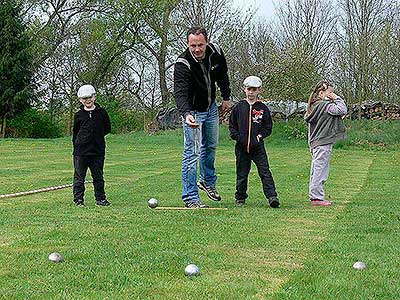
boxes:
[252,109,264,124]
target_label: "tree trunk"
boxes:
[158,6,172,106]
[0,114,7,138]
[158,57,169,105]
[68,106,73,136]
[67,91,75,135]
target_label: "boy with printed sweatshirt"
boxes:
[229,76,280,208]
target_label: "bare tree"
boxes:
[335,0,394,117]
[174,0,237,41]
[134,1,180,106]
[218,19,277,100]
[373,2,400,106]
[275,0,337,72]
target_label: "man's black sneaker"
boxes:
[184,201,210,209]
[268,196,280,208]
[197,181,222,201]
[74,199,84,206]
[96,199,111,207]
[235,199,246,206]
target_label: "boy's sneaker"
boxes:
[96,199,111,207]
[197,181,222,201]
[268,196,280,208]
[184,201,210,209]
[235,199,246,206]
[74,199,84,206]
[311,199,332,206]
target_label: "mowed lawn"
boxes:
[0,126,399,300]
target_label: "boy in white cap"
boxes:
[72,84,111,206]
[229,76,280,208]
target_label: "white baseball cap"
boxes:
[77,85,96,98]
[243,76,262,88]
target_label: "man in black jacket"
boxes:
[174,26,232,208]
[72,84,111,207]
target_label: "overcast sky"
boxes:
[232,0,277,19]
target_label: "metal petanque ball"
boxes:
[48,252,63,263]
[184,264,200,276]
[353,261,367,270]
[148,198,158,209]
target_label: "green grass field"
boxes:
[0,125,399,300]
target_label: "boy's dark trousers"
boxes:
[73,155,106,202]
[235,143,277,200]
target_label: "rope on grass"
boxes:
[0,181,92,199]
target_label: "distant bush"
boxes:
[96,95,155,133]
[8,109,62,138]
[278,119,308,140]
[337,119,400,149]
[270,119,400,149]
[267,119,308,146]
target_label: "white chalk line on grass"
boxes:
[0,181,92,199]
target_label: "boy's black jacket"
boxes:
[229,100,273,153]
[72,104,111,156]
[174,43,231,117]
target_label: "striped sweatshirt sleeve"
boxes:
[326,97,348,116]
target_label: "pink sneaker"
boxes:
[310,199,332,206]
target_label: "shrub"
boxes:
[8,109,62,138]
[96,95,155,133]
[279,119,308,140]
[268,119,308,146]
[339,119,400,149]
[269,119,400,149]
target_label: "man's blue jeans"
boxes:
[181,102,219,203]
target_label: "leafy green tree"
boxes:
[0,0,33,137]
[263,46,321,102]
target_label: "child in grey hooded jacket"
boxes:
[304,80,347,206]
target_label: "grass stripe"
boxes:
[274,152,400,300]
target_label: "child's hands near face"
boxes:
[326,91,338,100]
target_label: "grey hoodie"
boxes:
[304,97,347,149]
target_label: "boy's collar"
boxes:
[82,104,96,111]
[83,105,97,111]
[245,99,258,105]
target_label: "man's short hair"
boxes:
[186,26,208,42]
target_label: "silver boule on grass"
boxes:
[184,264,200,276]
[147,198,158,209]
[48,252,63,263]
[353,261,367,270]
